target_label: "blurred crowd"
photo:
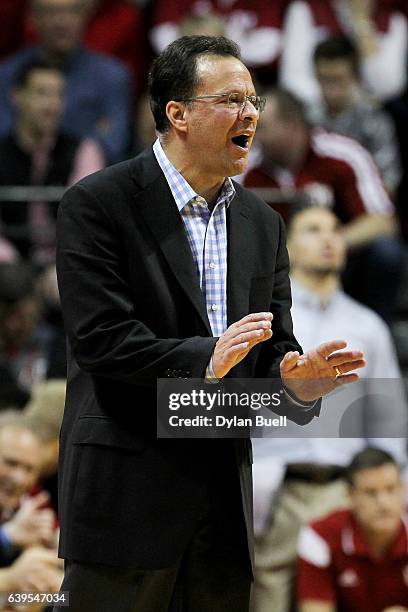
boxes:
[1,0,408,610]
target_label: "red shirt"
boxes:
[244,130,393,224]
[297,509,408,612]
[150,0,289,81]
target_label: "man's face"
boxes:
[350,464,405,536]
[288,208,346,275]
[182,55,259,179]
[315,59,356,114]
[31,0,89,56]
[0,295,42,350]
[0,426,41,514]
[255,97,299,167]
[14,69,64,136]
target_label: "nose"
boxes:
[240,98,259,121]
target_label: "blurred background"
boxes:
[1,1,408,610]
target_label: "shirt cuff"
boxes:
[205,356,221,384]
[282,384,318,411]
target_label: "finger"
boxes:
[326,351,365,366]
[25,491,50,510]
[232,312,273,330]
[230,320,272,336]
[331,360,366,375]
[230,328,272,347]
[316,339,348,359]
[335,373,360,386]
[280,351,300,371]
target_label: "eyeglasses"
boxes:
[176,92,266,114]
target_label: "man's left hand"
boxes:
[280,340,365,403]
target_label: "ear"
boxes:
[166,100,188,134]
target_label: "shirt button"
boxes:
[210,304,218,312]
[209,262,216,269]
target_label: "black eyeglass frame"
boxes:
[174,92,266,113]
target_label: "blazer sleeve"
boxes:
[56,183,217,386]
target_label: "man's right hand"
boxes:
[212,312,273,379]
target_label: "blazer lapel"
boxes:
[131,153,212,335]
[227,189,253,326]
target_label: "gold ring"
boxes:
[335,366,342,377]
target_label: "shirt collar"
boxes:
[290,277,341,311]
[153,138,235,212]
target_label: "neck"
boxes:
[362,526,399,559]
[161,138,224,204]
[15,121,50,154]
[291,269,339,301]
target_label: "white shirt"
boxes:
[253,279,407,532]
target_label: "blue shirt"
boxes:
[0,47,131,163]
[153,139,235,338]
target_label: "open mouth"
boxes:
[231,134,250,149]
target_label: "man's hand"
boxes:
[281,340,365,402]
[382,608,408,612]
[0,547,63,593]
[212,312,273,379]
[2,492,56,550]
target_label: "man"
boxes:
[0,0,131,163]
[311,36,401,197]
[251,206,407,612]
[0,60,104,261]
[55,36,364,611]
[244,88,402,321]
[297,448,408,612]
[0,262,44,406]
[0,413,63,607]
[0,413,56,561]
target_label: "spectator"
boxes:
[311,36,402,196]
[0,60,104,262]
[0,0,132,163]
[150,0,289,84]
[280,0,408,105]
[24,379,66,511]
[25,0,147,95]
[0,263,45,403]
[251,206,407,612]
[244,88,402,321]
[0,412,62,609]
[297,447,408,612]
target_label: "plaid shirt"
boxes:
[153,139,235,338]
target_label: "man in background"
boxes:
[311,36,401,197]
[297,448,408,612]
[0,412,62,606]
[244,88,402,321]
[251,205,406,612]
[0,60,104,262]
[0,0,131,163]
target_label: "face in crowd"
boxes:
[287,207,347,277]
[315,57,356,115]
[0,425,42,515]
[349,462,405,537]
[31,0,90,57]
[13,67,65,138]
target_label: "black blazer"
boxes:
[56,148,318,570]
